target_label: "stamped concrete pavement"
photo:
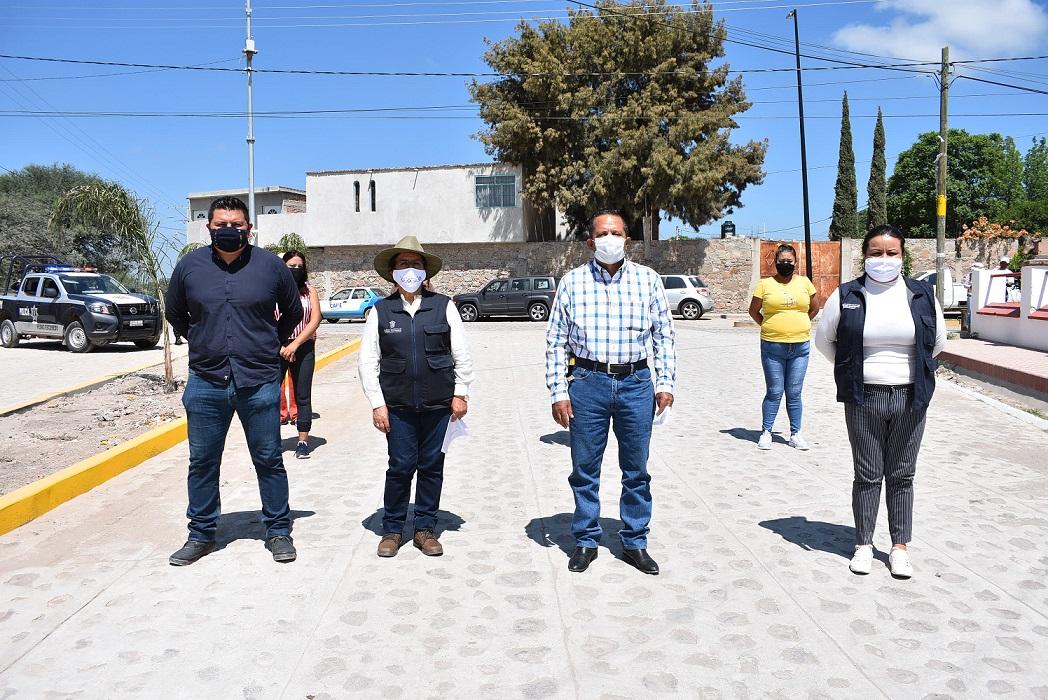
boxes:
[1,322,1046,699]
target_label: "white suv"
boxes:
[660,275,713,320]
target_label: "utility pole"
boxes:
[935,46,950,306]
[244,0,258,241]
[788,9,814,280]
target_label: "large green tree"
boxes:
[887,129,1026,237]
[469,0,766,237]
[1025,137,1048,200]
[865,108,887,233]
[829,92,857,240]
[0,164,125,268]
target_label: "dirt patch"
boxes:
[0,336,354,497]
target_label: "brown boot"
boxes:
[413,529,443,556]
[377,533,403,558]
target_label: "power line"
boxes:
[955,75,1048,97]
[0,57,240,83]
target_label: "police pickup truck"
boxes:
[0,255,162,353]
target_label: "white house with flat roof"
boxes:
[185,163,566,248]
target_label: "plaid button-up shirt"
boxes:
[545,259,676,403]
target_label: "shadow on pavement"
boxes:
[719,427,788,444]
[539,431,570,446]
[281,435,328,453]
[213,509,316,551]
[360,507,465,537]
[758,516,864,560]
[524,512,629,558]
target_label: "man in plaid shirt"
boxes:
[545,210,676,575]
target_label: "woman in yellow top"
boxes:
[748,244,820,451]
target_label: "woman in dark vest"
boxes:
[357,236,474,558]
[815,225,946,579]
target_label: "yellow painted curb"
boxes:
[0,337,362,537]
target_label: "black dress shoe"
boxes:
[622,548,659,575]
[169,540,215,566]
[568,546,598,572]
[266,535,297,563]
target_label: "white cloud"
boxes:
[832,0,1048,61]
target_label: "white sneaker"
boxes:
[849,545,874,575]
[889,548,913,578]
[757,431,773,450]
[789,433,810,450]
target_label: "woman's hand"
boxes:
[280,343,298,362]
[451,395,468,421]
[372,406,390,433]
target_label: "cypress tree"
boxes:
[866,108,887,232]
[829,91,857,241]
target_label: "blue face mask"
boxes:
[210,226,249,252]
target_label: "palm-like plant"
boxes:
[49,181,178,391]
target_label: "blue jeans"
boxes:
[567,366,655,550]
[182,373,291,542]
[760,340,810,435]
[382,407,452,534]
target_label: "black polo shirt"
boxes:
[165,245,302,388]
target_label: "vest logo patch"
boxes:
[383,320,402,334]
[842,303,860,309]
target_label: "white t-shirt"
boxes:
[815,277,947,385]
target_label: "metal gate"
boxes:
[760,240,841,308]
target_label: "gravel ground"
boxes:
[0,335,352,496]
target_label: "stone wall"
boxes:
[842,238,1023,280]
[308,237,759,312]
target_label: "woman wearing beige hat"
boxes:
[358,236,474,558]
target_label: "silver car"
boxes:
[660,274,713,320]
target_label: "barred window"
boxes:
[475,175,516,208]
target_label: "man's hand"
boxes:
[372,406,390,433]
[552,399,573,428]
[451,395,468,421]
[655,392,674,415]
[280,343,297,362]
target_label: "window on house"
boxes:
[369,181,376,212]
[475,175,516,208]
[354,181,360,212]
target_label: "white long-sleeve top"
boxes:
[358,294,474,409]
[815,277,947,386]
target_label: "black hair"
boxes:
[588,209,630,237]
[282,250,308,291]
[774,243,797,261]
[207,196,251,225]
[862,224,906,255]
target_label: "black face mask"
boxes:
[290,267,307,286]
[210,226,249,253]
[775,260,795,277]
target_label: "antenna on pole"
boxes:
[244,0,258,243]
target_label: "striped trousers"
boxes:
[844,384,927,546]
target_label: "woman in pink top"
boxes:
[281,251,322,459]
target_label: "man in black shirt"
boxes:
[165,196,303,565]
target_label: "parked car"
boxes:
[320,286,387,322]
[0,255,162,353]
[660,274,713,320]
[913,269,966,311]
[453,276,557,322]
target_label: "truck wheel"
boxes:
[528,302,549,322]
[458,303,478,322]
[64,321,94,353]
[134,336,160,349]
[680,300,703,320]
[0,319,19,348]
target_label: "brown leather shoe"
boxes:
[377,533,403,558]
[413,529,443,556]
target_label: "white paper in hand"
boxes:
[652,406,671,427]
[441,418,469,453]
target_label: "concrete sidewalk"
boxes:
[1,323,1046,699]
[939,337,1048,399]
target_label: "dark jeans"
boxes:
[280,338,316,433]
[382,406,451,534]
[567,366,655,550]
[182,372,291,542]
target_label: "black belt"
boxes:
[573,357,648,375]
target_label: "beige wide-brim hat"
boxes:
[373,235,443,283]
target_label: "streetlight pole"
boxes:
[787,9,814,280]
[244,0,257,240]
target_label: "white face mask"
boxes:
[392,267,426,293]
[593,235,626,265]
[864,257,903,283]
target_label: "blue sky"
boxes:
[2,0,1047,246]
